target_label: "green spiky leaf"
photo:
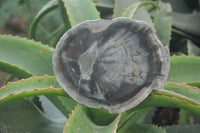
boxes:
[39,95,66,119]
[178,109,200,124]
[168,0,191,12]
[0,76,66,104]
[122,1,156,30]
[168,55,200,83]
[187,40,200,56]
[63,0,100,26]
[50,25,67,48]
[0,99,65,133]
[0,75,77,118]
[134,82,200,115]
[0,35,54,76]
[118,108,152,132]
[1,76,200,126]
[122,1,159,18]
[29,0,58,40]
[63,105,121,133]
[165,124,200,133]
[118,123,166,133]
[113,0,138,18]
[93,0,114,8]
[84,107,118,126]
[46,95,78,118]
[164,83,200,103]
[172,12,200,36]
[58,0,71,29]
[154,1,172,46]
[0,61,33,79]
[187,82,200,89]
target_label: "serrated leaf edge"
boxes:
[152,92,200,110]
[114,113,122,133]
[0,34,54,48]
[166,82,200,91]
[63,104,79,132]
[0,75,66,104]
[0,75,52,88]
[0,60,33,77]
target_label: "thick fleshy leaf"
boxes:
[178,109,192,124]
[58,0,71,29]
[178,109,200,124]
[39,95,66,119]
[63,0,100,26]
[0,75,77,118]
[172,28,200,48]
[143,108,157,124]
[177,82,200,124]
[154,1,172,46]
[187,82,200,89]
[93,0,114,8]
[62,82,200,132]
[46,95,77,118]
[2,74,15,85]
[187,40,200,56]
[0,35,54,76]
[63,105,121,133]
[164,83,200,103]
[168,0,191,13]
[29,0,58,40]
[113,0,138,18]
[122,1,159,18]
[50,25,67,48]
[117,108,152,132]
[1,76,200,126]
[0,61,33,79]
[165,124,200,133]
[84,107,118,126]
[0,35,77,118]
[168,55,200,83]
[121,1,156,30]
[0,76,66,104]
[133,6,155,30]
[134,82,200,115]
[172,12,200,36]
[118,123,166,133]
[0,99,64,133]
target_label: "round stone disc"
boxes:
[53,18,170,113]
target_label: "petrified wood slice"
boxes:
[53,18,170,113]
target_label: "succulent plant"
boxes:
[1,0,200,133]
[53,17,170,113]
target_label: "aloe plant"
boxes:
[0,0,200,133]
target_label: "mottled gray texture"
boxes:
[53,18,170,113]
